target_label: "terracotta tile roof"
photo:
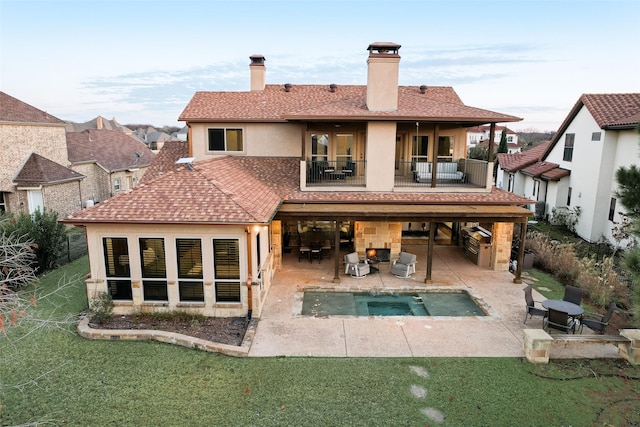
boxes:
[0,92,66,125]
[64,156,533,225]
[582,93,640,129]
[140,140,189,184]
[180,85,522,124]
[521,161,560,178]
[14,153,85,186]
[541,168,570,181]
[466,125,517,134]
[544,93,640,158]
[66,129,155,172]
[497,141,551,172]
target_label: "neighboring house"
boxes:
[467,125,519,148]
[0,92,85,217]
[496,141,554,212]
[64,42,533,318]
[132,126,174,151]
[502,93,640,246]
[66,116,134,135]
[66,129,155,205]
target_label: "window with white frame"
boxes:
[311,133,329,163]
[139,238,167,301]
[114,178,121,192]
[103,237,132,300]
[0,192,6,212]
[176,238,204,302]
[411,135,429,164]
[208,128,243,152]
[438,136,453,161]
[213,239,241,303]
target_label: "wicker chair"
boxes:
[580,302,617,334]
[523,285,547,324]
[544,308,576,334]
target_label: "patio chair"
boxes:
[321,240,331,259]
[580,302,617,334]
[562,285,583,306]
[391,251,417,278]
[544,308,577,334]
[523,285,547,324]
[298,244,310,262]
[343,252,370,278]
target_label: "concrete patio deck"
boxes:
[248,245,622,359]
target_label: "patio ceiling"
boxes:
[275,203,532,223]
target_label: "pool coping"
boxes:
[291,285,495,319]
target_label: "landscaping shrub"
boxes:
[576,256,629,308]
[89,292,113,324]
[525,231,580,284]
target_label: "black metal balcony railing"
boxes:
[394,159,488,188]
[306,160,366,186]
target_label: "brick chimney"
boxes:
[366,42,401,111]
[96,116,103,129]
[250,54,266,91]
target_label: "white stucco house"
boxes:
[499,93,640,246]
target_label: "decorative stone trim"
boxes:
[77,316,257,357]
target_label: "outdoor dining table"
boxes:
[541,299,584,317]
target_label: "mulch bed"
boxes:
[90,315,249,346]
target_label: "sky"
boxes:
[1,0,638,132]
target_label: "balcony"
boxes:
[305,160,366,187]
[394,159,489,189]
[301,158,491,191]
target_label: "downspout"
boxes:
[245,227,253,320]
[513,220,527,284]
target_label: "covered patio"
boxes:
[248,245,623,359]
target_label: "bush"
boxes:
[525,231,580,284]
[0,209,67,273]
[576,256,628,308]
[89,293,113,325]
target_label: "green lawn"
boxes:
[1,257,639,426]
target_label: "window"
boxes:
[176,239,204,302]
[411,135,429,163]
[592,132,601,141]
[27,189,43,214]
[567,187,572,206]
[609,198,616,221]
[0,192,5,212]
[213,239,241,303]
[103,237,132,300]
[311,133,329,163]
[438,136,453,161]
[139,238,167,301]
[114,178,121,192]
[507,136,514,142]
[335,134,354,169]
[563,134,574,162]
[508,173,514,192]
[208,128,243,152]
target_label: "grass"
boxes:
[1,257,639,426]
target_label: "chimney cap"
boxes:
[367,42,401,55]
[284,83,293,92]
[250,54,266,65]
[329,83,337,92]
[419,85,427,94]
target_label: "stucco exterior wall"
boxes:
[83,223,253,317]
[365,122,397,191]
[545,106,640,244]
[189,122,303,160]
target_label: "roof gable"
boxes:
[14,153,84,186]
[497,141,550,172]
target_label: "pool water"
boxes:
[301,291,486,317]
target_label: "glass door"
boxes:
[335,133,354,171]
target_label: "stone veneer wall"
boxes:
[491,222,514,271]
[354,221,402,259]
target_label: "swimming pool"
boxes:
[301,290,487,317]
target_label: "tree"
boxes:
[615,165,640,218]
[0,209,67,272]
[468,145,489,161]
[498,129,508,154]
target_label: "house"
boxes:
[467,125,519,149]
[65,116,134,135]
[502,93,640,246]
[496,141,553,210]
[66,129,155,205]
[0,92,85,217]
[63,42,534,319]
